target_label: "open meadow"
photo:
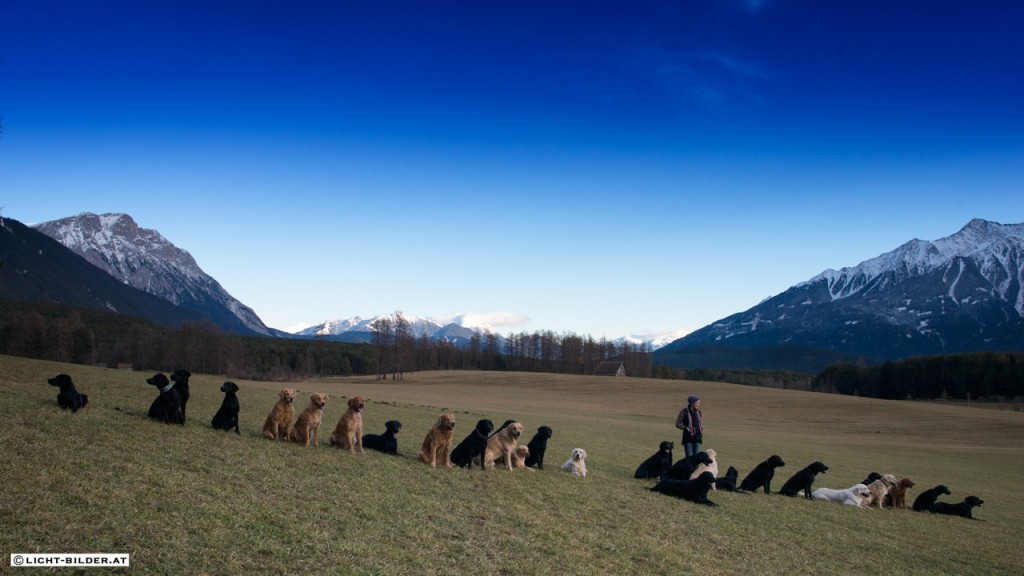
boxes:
[2,354,1023,575]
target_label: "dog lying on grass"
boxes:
[812,483,872,507]
[779,461,829,499]
[931,495,984,519]
[211,381,240,434]
[664,451,713,480]
[715,466,739,492]
[912,484,951,512]
[650,471,717,506]
[363,420,402,455]
[289,393,328,447]
[47,374,88,413]
[262,388,296,440]
[561,448,588,477]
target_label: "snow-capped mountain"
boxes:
[297,313,491,345]
[34,213,274,337]
[659,218,1024,368]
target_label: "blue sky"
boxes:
[2,1,1023,341]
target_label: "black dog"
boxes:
[211,381,240,434]
[170,369,192,422]
[664,451,713,480]
[649,471,718,506]
[47,374,88,413]
[716,465,739,492]
[860,472,883,486]
[779,461,829,498]
[524,425,553,469]
[450,419,495,468]
[363,420,402,455]
[634,441,674,479]
[912,484,952,512]
[739,454,786,494]
[931,495,983,519]
[146,373,184,425]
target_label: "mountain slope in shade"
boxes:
[35,213,274,337]
[658,219,1024,369]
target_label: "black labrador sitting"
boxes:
[779,461,829,498]
[363,420,402,455]
[739,454,786,494]
[524,425,554,469]
[931,495,983,519]
[715,465,739,492]
[170,369,192,423]
[451,419,495,468]
[634,441,674,479]
[649,471,718,506]
[146,373,184,425]
[912,484,952,512]
[664,451,714,481]
[47,374,89,413]
[211,381,240,434]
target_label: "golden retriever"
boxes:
[289,393,328,447]
[417,412,456,468]
[511,445,534,471]
[884,478,915,509]
[483,421,525,471]
[262,388,297,440]
[329,396,366,454]
[562,447,588,477]
[861,473,898,509]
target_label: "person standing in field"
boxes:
[676,395,703,458]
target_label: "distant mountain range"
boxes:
[656,218,1024,372]
[296,314,483,345]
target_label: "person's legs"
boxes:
[684,441,700,458]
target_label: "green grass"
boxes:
[2,355,1023,575]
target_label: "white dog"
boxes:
[561,448,588,477]
[812,483,872,507]
[689,448,719,488]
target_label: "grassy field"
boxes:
[2,355,1023,575]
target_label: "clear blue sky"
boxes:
[3,1,1023,340]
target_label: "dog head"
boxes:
[505,422,524,441]
[767,454,786,469]
[659,441,674,453]
[724,466,738,482]
[146,373,170,389]
[437,412,456,431]
[862,472,882,485]
[880,474,898,487]
[853,484,871,498]
[347,396,365,412]
[964,495,984,508]
[933,484,951,496]
[696,471,716,488]
[384,420,402,437]
[571,448,587,462]
[695,451,713,466]
[809,461,829,475]
[309,393,328,410]
[48,374,75,391]
[220,381,239,394]
[898,478,915,489]
[536,425,553,439]
[515,446,530,459]
[278,388,297,404]
[170,369,191,384]
[475,419,495,436]
[705,448,717,462]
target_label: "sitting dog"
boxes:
[450,418,494,469]
[860,473,898,509]
[912,484,952,512]
[170,369,192,423]
[739,455,786,494]
[363,420,402,455]
[262,388,297,440]
[634,441,674,479]
[511,445,533,471]
[483,421,525,470]
[664,451,713,481]
[329,396,366,453]
[47,374,88,413]
[211,381,240,434]
[289,393,328,447]
[146,373,184,425]
[884,478,915,509]
[932,495,983,519]
[715,466,740,492]
[779,461,829,499]
[561,447,588,477]
[812,483,872,507]
[524,425,553,470]
[417,412,457,468]
[649,471,718,506]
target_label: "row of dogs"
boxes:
[48,373,589,476]
[632,441,984,518]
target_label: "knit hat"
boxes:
[688,395,700,405]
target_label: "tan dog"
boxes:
[884,478,916,509]
[329,396,366,453]
[861,473,898,509]
[511,445,534,471]
[417,412,456,468]
[483,421,525,471]
[262,388,297,440]
[561,447,588,477]
[289,393,328,447]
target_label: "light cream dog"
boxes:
[561,448,588,477]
